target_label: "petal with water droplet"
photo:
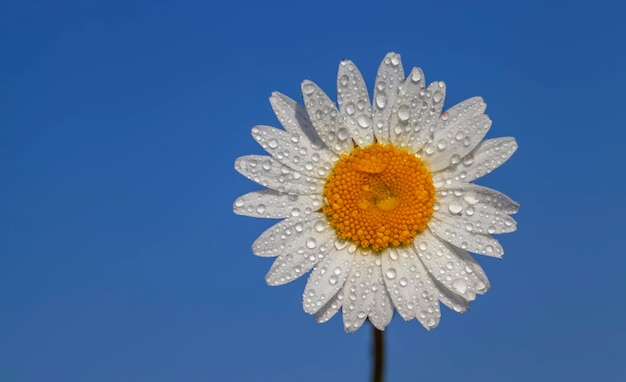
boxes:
[251,125,337,178]
[265,228,336,286]
[336,59,374,148]
[269,92,327,148]
[341,251,378,332]
[390,67,425,148]
[234,155,324,195]
[382,247,440,329]
[434,137,518,184]
[373,52,404,144]
[425,114,492,172]
[301,80,353,155]
[253,213,325,258]
[414,229,489,301]
[302,246,353,314]
[433,192,517,235]
[315,290,343,323]
[233,190,322,219]
[368,264,393,331]
[428,218,504,258]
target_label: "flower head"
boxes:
[234,53,519,332]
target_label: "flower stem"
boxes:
[372,325,385,382]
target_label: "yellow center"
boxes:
[323,144,436,252]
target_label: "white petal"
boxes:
[373,52,404,144]
[301,80,353,155]
[389,67,426,147]
[434,137,518,184]
[424,114,491,172]
[414,229,489,301]
[252,213,327,258]
[342,252,378,332]
[433,188,517,235]
[368,263,393,331]
[234,155,324,195]
[269,91,326,147]
[434,277,470,313]
[336,59,374,147]
[251,125,336,178]
[406,81,446,153]
[382,247,440,330]
[265,229,337,286]
[315,290,344,323]
[233,190,322,219]
[302,243,354,314]
[428,218,504,258]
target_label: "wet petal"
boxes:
[424,114,492,172]
[251,124,336,178]
[342,252,378,332]
[233,189,322,219]
[269,91,327,147]
[265,229,337,286]
[373,52,404,144]
[428,218,505,258]
[234,155,324,195]
[301,80,353,155]
[382,247,440,329]
[315,290,344,323]
[390,67,426,148]
[302,243,354,314]
[337,59,374,147]
[414,229,489,301]
[252,213,326,258]
[434,137,518,184]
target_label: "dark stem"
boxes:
[372,325,385,382]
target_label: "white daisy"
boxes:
[234,53,519,332]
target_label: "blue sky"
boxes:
[1,0,625,381]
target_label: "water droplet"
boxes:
[334,266,343,275]
[268,139,278,149]
[475,281,486,291]
[390,54,401,66]
[433,90,443,103]
[410,70,422,83]
[398,105,410,122]
[314,221,326,232]
[345,102,356,116]
[448,201,463,214]
[302,82,315,95]
[357,114,370,128]
[256,204,266,214]
[437,139,447,151]
[385,268,397,280]
[340,74,349,87]
[399,277,408,287]
[290,134,300,143]
[465,206,475,216]
[452,279,467,294]
[329,275,338,285]
[306,238,317,249]
[418,242,428,251]
[337,127,349,141]
[389,251,399,261]
[235,199,244,207]
[375,93,387,108]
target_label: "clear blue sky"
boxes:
[1,0,625,381]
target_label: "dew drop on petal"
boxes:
[448,201,463,214]
[306,238,317,249]
[357,114,370,128]
[452,279,467,294]
[385,268,397,280]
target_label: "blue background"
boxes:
[2,0,625,380]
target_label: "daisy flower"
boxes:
[234,53,518,332]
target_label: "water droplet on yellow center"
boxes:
[323,144,436,252]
